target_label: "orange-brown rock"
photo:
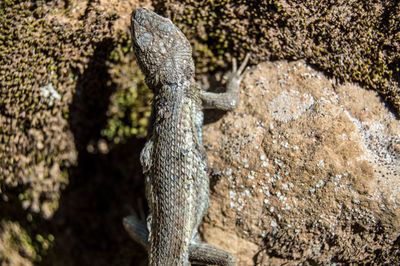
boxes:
[202,60,400,265]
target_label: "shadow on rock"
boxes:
[39,38,147,266]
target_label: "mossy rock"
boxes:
[0,1,150,264]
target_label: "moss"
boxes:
[1,0,76,219]
[155,0,400,116]
[0,221,36,265]
[0,0,151,263]
[0,0,129,213]
[101,35,153,144]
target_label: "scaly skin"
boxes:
[124,7,249,266]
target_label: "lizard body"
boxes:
[124,7,249,266]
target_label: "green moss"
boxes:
[0,1,139,263]
[0,221,37,265]
[101,35,152,144]
[0,0,119,216]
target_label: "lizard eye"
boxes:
[136,31,153,51]
[157,21,174,35]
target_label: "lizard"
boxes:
[123,7,249,266]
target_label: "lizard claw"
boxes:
[237,53,250,76]
[230,53,250,84]
[232,53,250,75]
[232,57,237,73]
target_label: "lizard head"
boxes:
[131,7,195,90]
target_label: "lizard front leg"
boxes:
[200,54,250,111]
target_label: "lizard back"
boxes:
[147,82,206,265]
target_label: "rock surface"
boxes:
[202,60,400,265]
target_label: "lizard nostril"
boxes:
[132,7,151,27]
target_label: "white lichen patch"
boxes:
[268,90,315,122]
[341,96,400,209]
[40,83,61,106]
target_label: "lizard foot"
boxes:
[200,53,250,111]
[230,53,251,85]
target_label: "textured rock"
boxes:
[202,60,400,264]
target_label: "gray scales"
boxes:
[123,7,249,266]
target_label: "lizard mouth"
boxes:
[131,7,152,26]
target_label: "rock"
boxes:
[202,60,400,265]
